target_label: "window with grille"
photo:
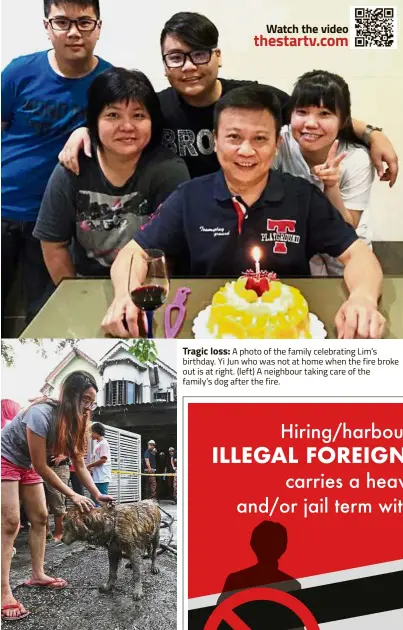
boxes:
[149,366,159,386]
[135,383,143,404]
[105,381,143,405]
[153,391,170,402]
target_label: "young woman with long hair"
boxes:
[1,371,113,621]
[275,70,374,275]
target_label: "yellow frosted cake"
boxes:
[206,274,311,339]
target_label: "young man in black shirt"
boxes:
[103,85,386,340]
[158,12,288,178]
[144,440,157,500]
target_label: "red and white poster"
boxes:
[187,401,403,629]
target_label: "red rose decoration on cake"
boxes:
[242,269,277,297]
[245,276,269,296]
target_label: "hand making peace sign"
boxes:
[312,139,347,188]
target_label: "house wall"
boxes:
[100,351,177,404]
[46,357,101,403]
[102,350,151,403]
[152,365,177,402]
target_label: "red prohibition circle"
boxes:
[204,587,320,630]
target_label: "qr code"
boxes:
[350,6,398,49]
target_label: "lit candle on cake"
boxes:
[242,250,276,296]
[252,246,261,278]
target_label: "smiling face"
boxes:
[97,100,152,158]
[162,35,221,101]
[80,386,97,414]
[44,3,101,64]
[215,108,279,190]
[290,104,341,155]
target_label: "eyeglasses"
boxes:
[163,48,216,69]
[47,18,99,32]
[82,399,97,411]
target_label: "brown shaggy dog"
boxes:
[62,500,160,600]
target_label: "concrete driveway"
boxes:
[6,502,177,630]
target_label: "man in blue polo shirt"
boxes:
[102,85,385,340]
[1,0,111,328]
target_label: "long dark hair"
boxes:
[53,371,98,459]
[87,67,163,152]
[288,70,364,146]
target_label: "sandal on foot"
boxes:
[1,601,30,621]
[24,577,68,589]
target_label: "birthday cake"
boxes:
[206,272,311,339]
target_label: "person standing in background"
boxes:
[1,399,21,430]
[87,422,111,506]
[1,0,111,328]
[156,451,167,500]
[171,449,177,505]
[144,440,157,501]
[166,446,176,503]
[44,454,70,542]
[69,461,84,496]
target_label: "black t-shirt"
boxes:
[34,145,189,276]
[166,452,177,472]
[158,79,289,178]
[134,169,358,277]
[144,449,157,471]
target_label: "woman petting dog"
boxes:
[1,371,114,621]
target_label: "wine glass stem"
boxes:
[146,310,154,339]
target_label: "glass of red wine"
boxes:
[129,249,169,338]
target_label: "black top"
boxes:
[134,169,358,277]
[34,145,189,276]
[158,78,289,178]
[144,448,157,471]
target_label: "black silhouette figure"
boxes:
[216,520,303,629]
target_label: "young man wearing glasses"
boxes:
[1,0,111,329]
[159,12,289,179]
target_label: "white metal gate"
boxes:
[105,425,141,503]
[83,424,141,504]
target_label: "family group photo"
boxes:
[2,0,402,341]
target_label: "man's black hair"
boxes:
[160,12,218,50]
[91,422,105,437]
[44,0,100,19]
[214,85,282,138]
